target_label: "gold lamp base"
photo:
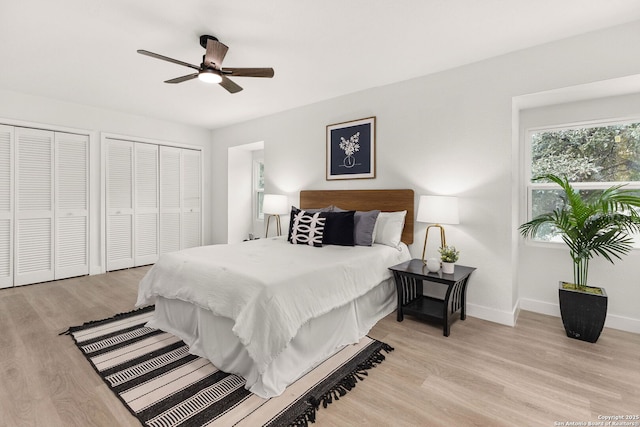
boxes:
[421,224,446,263]
[265,214,282,237]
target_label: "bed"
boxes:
[136,189,414,398]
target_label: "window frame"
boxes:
[253,159,264,220]
[524,116,640,247]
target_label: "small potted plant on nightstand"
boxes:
[519,174,640,343]
[439,245,459,274]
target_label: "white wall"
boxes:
[226,142,264,243]
[0,89,212,275]
[227,146,253,243]
[211,20,640,329]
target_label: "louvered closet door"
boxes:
[14,128,55,286]
[135,143,159,266]
[0,126,14,288]
[181,149,201,249]
[159,146,181,254]
[55,132,89,280]
[106,139,134,271]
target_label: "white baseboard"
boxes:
[465,299,640,334]
[466,302,518,327]
[604,314,640,334]
[519,298,560,318]
[518,297,640,334]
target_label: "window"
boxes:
[526,119,640,242]
[254,159,264,220]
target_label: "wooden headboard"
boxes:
[299,189,414,244]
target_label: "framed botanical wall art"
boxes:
[326,116,376,180]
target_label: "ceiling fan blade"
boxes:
[205,39,229,69]
[165,73,198,84]
[223,67,275,78]
[137,49,200,71]
[219,75,243,93]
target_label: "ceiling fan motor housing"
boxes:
[199,35,219,49]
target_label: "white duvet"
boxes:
[136,236,410,375]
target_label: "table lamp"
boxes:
[263,194,289,237]
[416,195,459,263]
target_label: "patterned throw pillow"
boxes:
[290,209,326,247]
[287,206,332,242]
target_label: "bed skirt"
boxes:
[146,277,396,398]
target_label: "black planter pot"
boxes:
[558,282,608,343]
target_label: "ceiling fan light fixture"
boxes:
[198,69,222,84]
[138,35,272,93]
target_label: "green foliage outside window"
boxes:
[529,122,640,242]
[255,160,265,219]
[531,123,640,182]
[257,161,264,189]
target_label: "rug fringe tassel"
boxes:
[289,342,394,426]
[289,404,317,427]
[62,305,155,335]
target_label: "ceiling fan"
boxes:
[137,35,274,94]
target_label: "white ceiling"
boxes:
[2,0,640,130]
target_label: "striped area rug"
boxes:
[66,306,393,427]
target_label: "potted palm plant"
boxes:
[519,174,640,342]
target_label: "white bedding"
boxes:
[149,278,397,397]
[136,236,410,396]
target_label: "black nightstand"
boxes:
[389,259,476,336]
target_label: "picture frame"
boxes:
[326,116,376,180]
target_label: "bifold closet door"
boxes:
[14,128,55,286]
[159,147,202,253]
[159,146,181,254]
[106,139,134,271]
[55,132,89,280]
[182,149,201,249]
[108,142,200,268]
[134,143,159,266]
[0,125,14,288]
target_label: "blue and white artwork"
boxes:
[326,117,376,180]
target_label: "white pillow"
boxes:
[373,210,406,248]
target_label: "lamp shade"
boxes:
[263,194,289,215]
[416,195,459,225]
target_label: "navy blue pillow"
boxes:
[322,211,355,246]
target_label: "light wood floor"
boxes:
[1,268,639,427]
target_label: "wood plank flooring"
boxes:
[1,267,638,426]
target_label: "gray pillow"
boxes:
[354,210,380,246]
[304,205,334,213]
[334,207,380,246]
